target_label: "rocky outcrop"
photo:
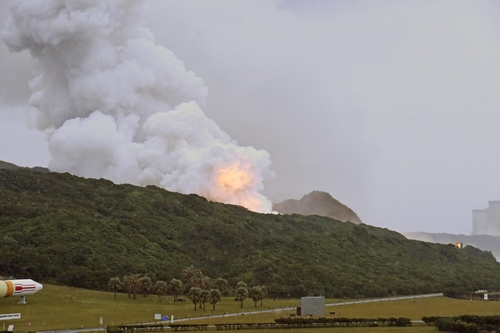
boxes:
[273,191,362,224]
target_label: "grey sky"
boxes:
[1,0,500,235]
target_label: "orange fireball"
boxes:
[207,162,268,212]
[214,162,256,192]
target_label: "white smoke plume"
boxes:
[2,0,274,212]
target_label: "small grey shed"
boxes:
[300,296,325,316]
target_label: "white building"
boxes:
[472,201,500,236]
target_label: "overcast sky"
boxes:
[1,0,500,235]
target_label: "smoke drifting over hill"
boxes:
[2,0,273,212]
[4,1,500,234]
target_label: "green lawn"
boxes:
[325,296,500,319]
[1,285,499,332]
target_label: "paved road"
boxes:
[39,329,105,333]
[37,293,443,333]
[173,292,444,322]
[327,293,443,307]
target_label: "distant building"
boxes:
[472,201,500,236]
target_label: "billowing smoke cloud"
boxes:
[2,0,274,212]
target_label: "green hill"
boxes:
[1,167,499,298]
[405,232,500,261]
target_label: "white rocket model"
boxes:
[0,279,43,304]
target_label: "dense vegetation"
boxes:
[424,315,500,332]
[1,167,500,298]
[274,317,412,327]
[108,317,412,332]
[405,231,500,260]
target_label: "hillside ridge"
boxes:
[273,191,362,224]
[0,160,49,173]
[1,166,499,298]
[405,232,500,260]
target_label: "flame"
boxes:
[215,162,256,192]
[239,194,267,213]
[208,161,266,212]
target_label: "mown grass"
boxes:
[326,296,500,319]
[0,284,301,331]
[0,285,499,332]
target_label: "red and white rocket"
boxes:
[0,279,43,304]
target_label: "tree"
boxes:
[108,277,121,299]
[153,280,168,302]
[139,276,152,297]
[249,286,264,307]
[267,283,285,300]
[168,278,183,301]
[187,287,202,311]
[214,278,228,294]
[185,269,210,309]
[235,286,248,308]
[209,289,221,310]
[236,281,248,289]
[200,289,210,311]
[191,271,210,290]
[181,265,201,285]
[123,273,142,300]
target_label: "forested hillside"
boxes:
[1,168,499,298]
[405,232,500,260]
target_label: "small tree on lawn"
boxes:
[209,289,221,310]
[153,280,168,303]
[214,277,228,294]
[187,287,202,311]
[249,286,263,307]
[108,277,121,299]
[200,289,210,311]
[123,273,142,300]
[139,276,152,297]
[168,278,183,301]
[236,286,248,308]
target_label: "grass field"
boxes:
[1,285,499,332]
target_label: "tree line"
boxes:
[424,315,500,333]
[106,317,413,333]
[274,317,412,327]
[107,265,267,311]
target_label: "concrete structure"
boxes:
[472,201,500,236]
[300,296,325,316]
